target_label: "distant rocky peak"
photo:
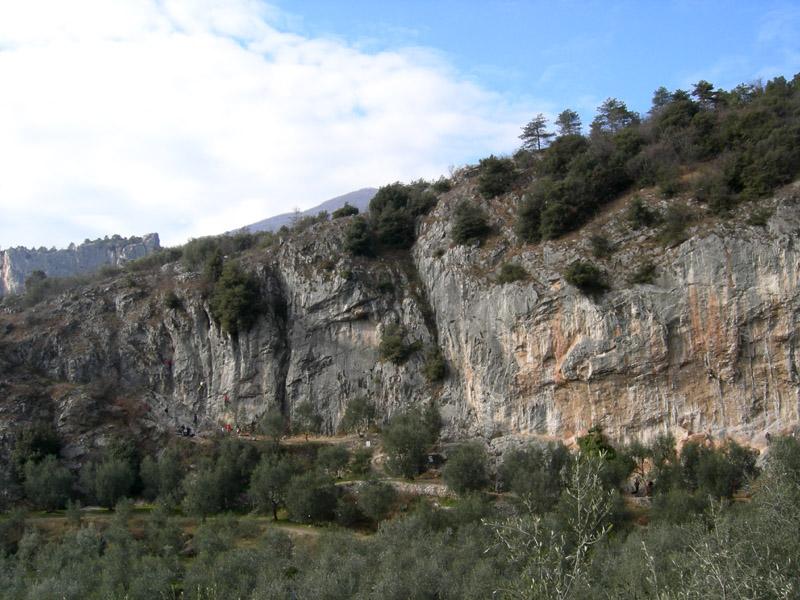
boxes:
[0,233,160,296]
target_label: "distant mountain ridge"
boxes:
[242,188,377,233]
[0,233,160,296]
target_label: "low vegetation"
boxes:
[564,259,608,295]
[3,414,795,600]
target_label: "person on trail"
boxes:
[198,380,205,392]
[223,395,229,405]
[166,360,172,372]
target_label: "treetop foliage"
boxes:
[476,154,518,199]
[331,202,359,219]
[519,113,554,151]
[515,72,800,246]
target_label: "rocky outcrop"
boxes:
[1,185,800,463]
[0,233,160,296]
[414,184,800,450]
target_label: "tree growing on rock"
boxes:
[451,200,491,245]
[210,262,263,334]
[343,216,373,256]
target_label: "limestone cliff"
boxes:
[1,184,799,464]
[415,182,800,452]
[0,233,160,296]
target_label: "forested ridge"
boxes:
[3,72,800,599]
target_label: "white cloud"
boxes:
[0,0,531,249]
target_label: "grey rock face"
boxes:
[413,190,800,448]
[2,189,800,462]
[0,233,160,296]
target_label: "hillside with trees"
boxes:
[2,72,800,598]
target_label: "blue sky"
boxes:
[276,1,800,125]
[0,0,798,250]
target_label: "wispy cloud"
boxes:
[0,0,531,249]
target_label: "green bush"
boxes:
[343,216,373,256]
[81,458,137,509]
[12,423,61,478]
[422,345,446,382]
[590,234,615,258]
[516,191,543,244]
[376,206,414,249]
[649,488,708,525]
[746,207,772,226]
[339,396,379,435]
[693,167,736,214]
[451,200,490,245]
[442,444,489,494]
[536,133,589,177]
[626,196,660,228]
[332,202,359,219]
[210,262,263,334]
[286,472,337,524]
[358,480,397,522]
[431,176,452,194]
[248,454,296,520]
[315,444,351,479]
[123,247,182,271]
[496,263,527,284]
[477,155,518,198]
[577,425,617,460]
[383,410,432,479]
[660,204,691,245]
[163,290,182,310]
[628,260,657,284]
[140,446,185,504]
[23,455,74,512]
[181,236,221,270]
[182,460,224,518]
[204,247,223,282]
[366,181,436,251]
[291,401,323,441]
[378,323,419,365]
[350,446,374,476]
[499,442,569,513]
[564,260,609,295]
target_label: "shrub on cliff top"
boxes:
[564,260,609,295]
